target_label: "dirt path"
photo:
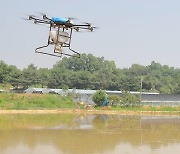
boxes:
[0,109,180,116]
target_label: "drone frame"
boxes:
[26,14,96,58]
[35,23,81,58]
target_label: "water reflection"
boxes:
[0,114,180,154]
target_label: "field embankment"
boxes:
[0,93,180,116]
[0,93,76,109]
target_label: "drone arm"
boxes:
[29,16,51,24]
[35,20,50,24]
[73,24,91,27]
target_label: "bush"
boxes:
[92,90,106,106]
[121,91,140,107]
[108,95,121,106]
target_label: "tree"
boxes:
[1,55,180,94]
[37,68,50,88]
[71,71,94,89]
[48,67,73,89]
[22,64,38,88]
[7,65,22,89]
[120,76,140,91]
[0,61,9,83]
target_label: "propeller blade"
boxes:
[66,17,77,20]
[22,15,38,21]
[91,26,99,29]
[38,12,49,19]
[29,15,37,18]
[73,27,80,32]
[34,20,38,24]
[83,22,92,26]
[39,12,46,16]
[90,26,99,31]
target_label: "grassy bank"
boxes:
[109,106,180,112]
[93,106,180,114]
[0,93,76,109]
[0,93,180,114]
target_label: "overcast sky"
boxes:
[1,0,180,69]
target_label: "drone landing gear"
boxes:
[35,25,80,58]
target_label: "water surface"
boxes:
[0,114,180,154]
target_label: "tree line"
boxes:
[1,53,180,94]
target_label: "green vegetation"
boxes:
[0,93,179,112]
[92,90,140,107]
[110,106,180,112]
[1,54,180,94]
[108,92,140,107]
[93,92,180,112]
[120,92,140,107]
[92,90,107,106]
[90,105,180,112]
[0,93,76,109]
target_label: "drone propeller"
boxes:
[29,15,39,20]
[83,22,97,30]
[74,27,80,32]
[74,25,98,32]
[34,20,38,24]
[83,22,92,26]
[90,26,99,31]
[65,16,77,20]
[22,15,38,21]
[38,12,50,20]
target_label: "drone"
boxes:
[26,14,97,57]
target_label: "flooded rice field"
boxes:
[0,114,180,154]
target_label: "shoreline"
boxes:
[0,109,180,116]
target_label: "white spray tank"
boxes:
[49,30,69,44]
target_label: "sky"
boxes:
[1,0,180,69]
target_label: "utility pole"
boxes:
[140,77,143,104]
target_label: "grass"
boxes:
[94,105,180,112]
[0,93,76,109]
[0,83,12,90]
[110,106,180,112]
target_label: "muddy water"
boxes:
[0,114,180,154]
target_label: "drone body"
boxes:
[51,17,69,23]
[26,14,96,57]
